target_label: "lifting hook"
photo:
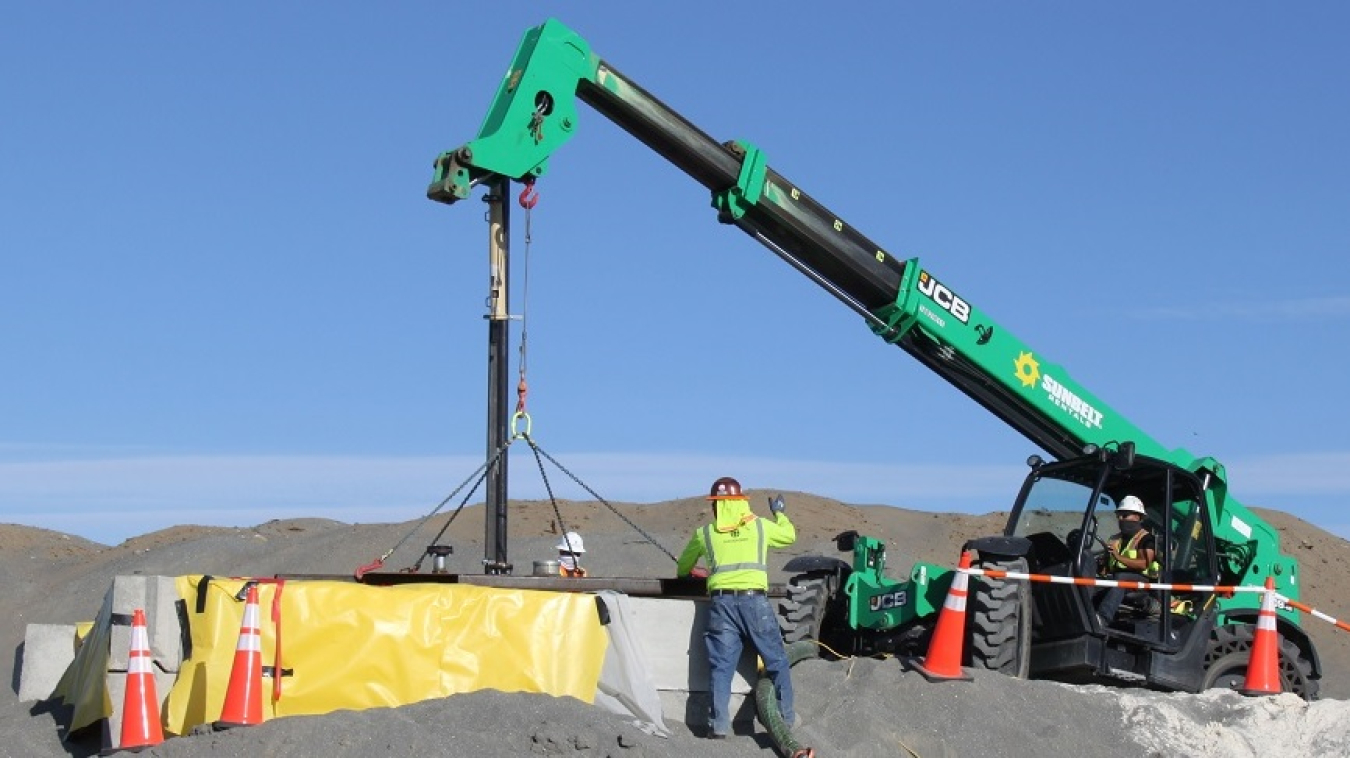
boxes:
[518,178,539,209]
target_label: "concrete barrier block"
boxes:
[17,624,78,702]
[107,575,184,673]
[625,597,761,726]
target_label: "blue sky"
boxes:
[2,4,1348,546]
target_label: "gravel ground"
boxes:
[8,661,1347,758]
[6,495,1350,757]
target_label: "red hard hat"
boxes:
[707,476,743,500]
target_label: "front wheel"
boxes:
[1202,623,1319,700]
[777,572,835,645]
[966,556,1032,678]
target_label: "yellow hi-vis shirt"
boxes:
[676,500,796,591]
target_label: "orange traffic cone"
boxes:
[911,550,974,682]
[215,584,265,728]
[1241,576,1282,696]
[113,608,165,752]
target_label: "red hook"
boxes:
[518,179,539,209]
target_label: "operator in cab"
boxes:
[676,477,798,740]
[1096,495,1161,623]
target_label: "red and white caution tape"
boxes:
[1277,596,1350,634]
[962,566,1266,595]
[958,565,1350,635]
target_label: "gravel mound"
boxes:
[6,496,1350,757]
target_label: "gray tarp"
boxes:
[593,591,671,737]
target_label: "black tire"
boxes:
[966,556,1032,678]
[1202,623,1319,700]
[778,572,834,645]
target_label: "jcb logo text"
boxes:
[917,271,971,325]
[869,591,908,611]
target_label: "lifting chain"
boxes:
[354,439,513,578]
[525,440,679,562]
[359,176,676,576]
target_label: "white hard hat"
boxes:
[555,531,585,554]
[1117,495,1147,516]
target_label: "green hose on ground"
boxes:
[755,640,818,758]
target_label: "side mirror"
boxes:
[835,530,859,552]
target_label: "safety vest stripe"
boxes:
[703,520,768,575]
[715,562,769,573]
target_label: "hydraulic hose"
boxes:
[755,640,818,758]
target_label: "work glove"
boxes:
[769,495,786,515]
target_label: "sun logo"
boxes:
[1014,351,1041,388]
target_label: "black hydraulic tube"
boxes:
[577,62,904,312]
[483,178,511,574]
[576,61,1089,460]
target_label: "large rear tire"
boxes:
[966,556,1032,678]
[1202,623,1319,700]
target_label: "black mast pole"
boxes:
[483,177,511,575]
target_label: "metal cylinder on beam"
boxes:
[483,177,511,574]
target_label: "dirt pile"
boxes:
[5,493,1350,757]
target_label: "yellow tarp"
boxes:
[51,596,116,733]
[152,576,606,734]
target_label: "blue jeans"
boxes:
[704,592,794,736]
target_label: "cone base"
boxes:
[99,744,158,756]
[213,719,261,730]
[1239,685,1282,697]
[905,656,974,682]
